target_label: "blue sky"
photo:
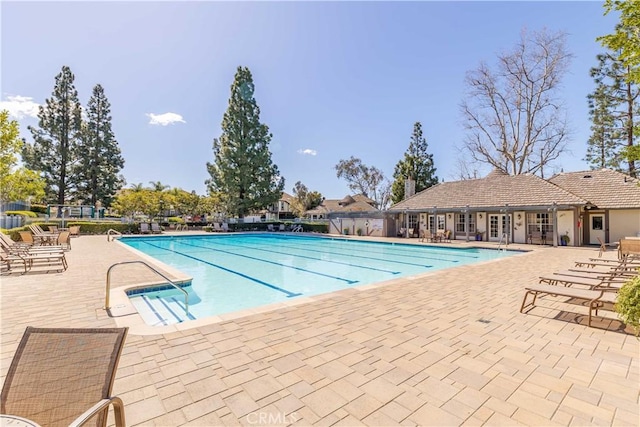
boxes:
[1,1,618,200]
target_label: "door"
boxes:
[589,214,605,245]
[488,214,510,242]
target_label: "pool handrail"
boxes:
[105,260,189,318]
[107,229,122,242]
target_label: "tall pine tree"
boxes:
[75,84,125,207]
[587,51,639,176]
[206,66,284,218]
[23,65,82,204]
[585,83,621,170]
[391,122,438,204]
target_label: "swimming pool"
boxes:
[120,234,516,324]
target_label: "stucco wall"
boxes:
[556,210,576,246]
[609,209,640,242]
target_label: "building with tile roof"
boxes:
[388,168,640,246]
[548,169,640,245]
[304,194,379,220]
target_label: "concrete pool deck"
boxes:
[1,233,638,426]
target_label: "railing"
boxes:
[107,229,122,242]
[105,260,189,317]
[497,233,509,251]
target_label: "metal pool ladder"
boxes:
[107,229,122,241]
[105,260,189,317]
[497,233,509,252]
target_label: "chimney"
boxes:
[404,178,415,199]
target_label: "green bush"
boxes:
[5,210,38,218]
[615,274,640,336]
[167,217,185,224]
[202,225,214,232]
[30,204,47,214]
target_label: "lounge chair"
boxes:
[0,245,67,274]
[68,225,81,237]
[597,237,618,258]
[520,283,618,327]
[278,224,285,232]
[267,224,274,232]
[538,273,627,289]
[56,230,72,250]
[139,223,150,234]
[222,223,229,232]
[1,326,128,427]
[212,223,223,232]
[28,225,59,245]
[151,222,162,234]
[619,238,640,261]
[0,234,64,255]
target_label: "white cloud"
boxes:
[146,112,186,126]
[0,95,40,119]
[297,148,317,156]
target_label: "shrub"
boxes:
[167,216,185,224]
[615,274,640,336]
[5,210,38,218]
[30,204,47,214]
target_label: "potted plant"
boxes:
[343,228,349,235]
[356,228,363,236]
[616,275,640,336]
[560,233,570,246]
[475,231,483,241]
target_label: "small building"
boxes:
[548,169,640,244]
[388,168,640,246]
[264,192,296,221]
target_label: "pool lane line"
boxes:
[187,237,402,275]
[262,235,478,260]
[175,240,361,284]
[261,234,481,259]
[237,235,467,262]
[197,237,438,268]
[141,241,302,298]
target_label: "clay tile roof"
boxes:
[549,169,640,209]
[390,172,587,211]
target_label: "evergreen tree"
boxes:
[75,84,125,206]
[23,65,82,204]
[585,79,622,170]
[206,66,284,218]
[391,122,438,204]
[587,52,639,176]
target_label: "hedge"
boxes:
[4,210,38,218]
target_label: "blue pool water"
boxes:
[120,234,516,324]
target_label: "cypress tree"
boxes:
[206,66,284,218]
[75,84,125,207]
[391,122,438,204]
[24,65,82,204]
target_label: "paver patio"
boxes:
[1,234,638,426]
